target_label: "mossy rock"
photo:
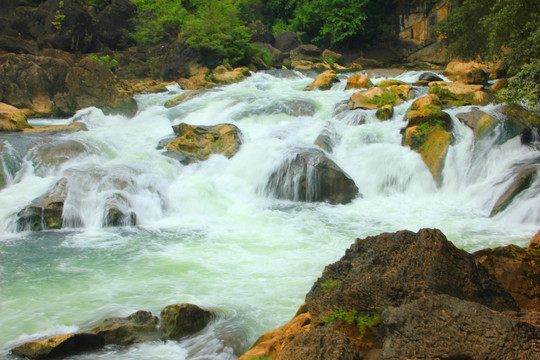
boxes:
[376,104,393,121]
[405,108,452,132]
[345,74,373,90]
[305,70,339,91]
[376,79,408,87]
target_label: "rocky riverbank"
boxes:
[9,229,539,359]
[239,228,540,360]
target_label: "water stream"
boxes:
[0,70,538,359]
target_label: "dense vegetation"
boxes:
[436,0,540,111]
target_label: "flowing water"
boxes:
[0,70,538,359]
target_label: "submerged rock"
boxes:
[265,149,359,205]
[490,167,538,217]
[160,303,214,340]
[104,207,136,227]
[11,304,214,359]
[16,178,69,231]
[457,109,498,139]
[166,123,242,164]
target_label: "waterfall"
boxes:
[0,70,537,360]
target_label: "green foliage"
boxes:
[436,0,540,67]
[248,356,273,360]
[499,60,540,113]
[182,0,254,67]
[428,84,458,102]
[252,44,274,67]
[291,0,369,46]
[52,14,65,31]
[320,279,341,291]
[89,54,119,69]
[323,309,382,336]
[80,0,112,12]
[367,92,396,107]
[130,0,189,45]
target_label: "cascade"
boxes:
[0,70,538,359]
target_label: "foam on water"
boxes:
[0,70,538,359]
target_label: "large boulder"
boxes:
[348,87,388,110]
[456,109,498,139]
[27,140,90,177]
[0,102,31,131]
[403,98,452,183]
[290,44,322,61]
[240,229,533,360]
[474,244,540,311]
[490,167,538,217]
[443,60,487,84]
[166,123,243,164]
[305,70,339,91]
[160,303,214,340]
[344,74,373,90]
[265,148,359,205]
[428,81,485,106]
[16,177,69,231]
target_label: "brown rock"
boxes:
[10,333,103,359]
[474,245,540,311]
[530,231,540,248]
[322,49,343,64]
[405,108,452,131]
[276,327,361,360]
[410,94,442,111]
[491,78,508,92]
[166,123,242,164]
[404,125,452,183]
[345,74,373,90]
[443,60,487,84]
[376,104,393,121]
[456,110,498,139]
[470,90,491,106]
[211,67,250,85]
[239,305,312,360]
[490,167,537,217]
[0,102,31,131]
[22,122,87,135]
[91,310,159,345]
[348,87,386,110]
[159,303,213,340]
[305,70,339,91]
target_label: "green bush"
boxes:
[499,60,540,113]
[323,309,382,336]
[130,0,189,45]
[182,0,253,67]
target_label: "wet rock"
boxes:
[376,104,393,121]
[490,167,538,217]
[16,178,69,231]
[470,90,491,106]
[305,229,517,327]
[344,74,373,90]
[348,87,388,110]
[305,70,339,91]
[428,81,485,106]
[27,140,89,177]
[276,327,361,360]
[314,128,339,153]
[160,303,214,340]
[321,49,343,64]
[418,72,444,82]
[274,32,301,53]
[91,310,158,345]
[265,148,359,205]
[474,244,540,311]
[104,207,137,227]
[381,294,539,360]
[166,123,242,164]
[0,102,31,131]
[501,105,540,146]
[410,94,442,110]
[530,230,540,248]
[403,124,451,183]
[22,122,87,135]
[239,305,312,360]
[443,60,487,84]
[405,106,452,131]
[164,90,205,108]
[10,333,103,360]
[457,109,498,139]
[210,66,250,85]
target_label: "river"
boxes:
[0,70,538,359]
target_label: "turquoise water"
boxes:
[0,70,538,359]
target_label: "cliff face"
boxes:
[398,0,452,46]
